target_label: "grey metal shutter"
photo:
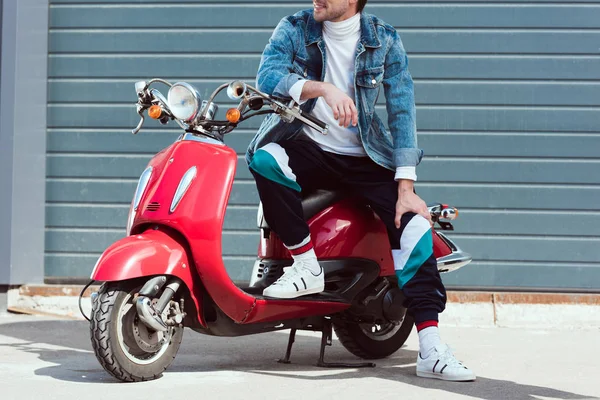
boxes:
[47,1,600,290]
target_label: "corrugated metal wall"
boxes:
[46,1,600,290]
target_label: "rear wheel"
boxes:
[90,281,184,382]
[333,314,414,360]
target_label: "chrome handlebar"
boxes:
[130,79,329,137]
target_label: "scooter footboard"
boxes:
[91,228,205,327]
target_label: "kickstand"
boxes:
[317,318,375,368]
[278,329,296,364]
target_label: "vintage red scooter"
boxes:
[85,79,472,382]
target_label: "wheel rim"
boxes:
[115,290,174,365]
[359,321,403,341]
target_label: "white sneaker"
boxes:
[416,344,476,381]
[263,260,325,299]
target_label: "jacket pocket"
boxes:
[356,66,384,89]
[356,66,384,116]
[292,56,309,78]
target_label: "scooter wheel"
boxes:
[90,281,184,382]
[333,315,414,360]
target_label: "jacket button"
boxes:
[371,78,377,85]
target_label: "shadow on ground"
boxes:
[0,318,596,399]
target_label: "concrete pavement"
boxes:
[0,313,598,400]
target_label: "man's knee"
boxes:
[248,144,301,192]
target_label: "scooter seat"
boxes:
[257,189,346,229]
[301,189,346,221]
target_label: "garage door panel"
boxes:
[49,54,600,80]
[48,130,600,159]
[49,104,600,133]
[442,261,600,290]
[50,4,600,29]
[48,79,258,103]
[445,236,600,263]
[416,184,600,211]
[49,80,600,107]
[47,129,183,154]
[50,30,600,55]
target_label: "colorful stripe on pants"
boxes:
[248,143,301,192]
[392,215,433,288]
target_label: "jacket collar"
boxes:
[305,11,381,48]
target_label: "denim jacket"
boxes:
[245,9,423,171]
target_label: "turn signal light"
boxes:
[148,105,163,119]
[226,108,241,123]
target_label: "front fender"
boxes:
[91,228,205,327]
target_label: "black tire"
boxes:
[90,281,184,382]
[333,314,414,360]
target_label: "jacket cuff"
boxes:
[394,166,417,181]
[393,148,424,168]
[289,79,308,105]
[273,73,306,100]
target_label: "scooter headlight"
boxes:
[167,82,202,122]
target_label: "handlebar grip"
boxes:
[301,111,328,130]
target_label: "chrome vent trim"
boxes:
[170,166,197,212]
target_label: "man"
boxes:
[246,0,475,381]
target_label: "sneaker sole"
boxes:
[263,285,325,299]
[417,370,476,382]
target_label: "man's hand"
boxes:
[301,81,358,128]
[395,179,432,229]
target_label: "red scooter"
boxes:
[87,79,472,382]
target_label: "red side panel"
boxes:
[309,200,396,277]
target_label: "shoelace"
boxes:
[273,260,317,286]
[436,345,464,368]
[272,265,301,285]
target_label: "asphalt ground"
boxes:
[0,313,598,400]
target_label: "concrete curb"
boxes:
[8,285,600,328]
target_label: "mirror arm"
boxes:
[201,83,231,118]
[132,105,146,135]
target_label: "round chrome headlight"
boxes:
[167,82,202,122]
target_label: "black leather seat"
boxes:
[301,189,346,221]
